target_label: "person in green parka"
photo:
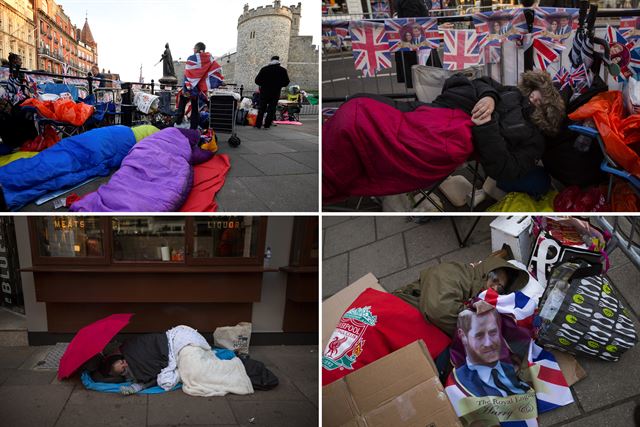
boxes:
[392,255,530,336]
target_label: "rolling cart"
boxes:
[209,89,241,147]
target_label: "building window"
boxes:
[112,217,186,262]
[191,216,260,260]
[32,217,105,259]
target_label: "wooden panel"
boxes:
[285,273,318,302]
[46,303,252,333]
[34,272,262,303]
[282,300,318,333]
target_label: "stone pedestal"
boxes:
[159,75,178,85]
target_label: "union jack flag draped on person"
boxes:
[349,21,392,77]
[532,38,564,71]
[619,17,640,45]
[384,18,440,52]
[552,66,570,90]
[443,29,481,70]
[371,0,391,19]
[184,52,224,94]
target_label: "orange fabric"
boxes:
[19,124,61,151]
[179,154,230,212]
[21,98,94,126]
[611,180,640,211]
[568,91,640,178]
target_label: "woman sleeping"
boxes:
[322,70,565,204]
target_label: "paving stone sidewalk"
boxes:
[0,345,318,427]
[21,116,318,213]
[323,216,640,427]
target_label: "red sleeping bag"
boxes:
[322,288,451,386]
[322,97,474,204]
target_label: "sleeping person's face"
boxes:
[110,359,128,376]
[529,89,543,108]
[486,268,509,294]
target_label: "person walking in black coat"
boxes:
[254,55,290,129]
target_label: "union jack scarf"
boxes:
[184,52,224,95]
[349,20,392,77]
[445,273,574,427]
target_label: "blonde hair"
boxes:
[518,70,565,137]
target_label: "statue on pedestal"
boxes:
[159,43,177,85]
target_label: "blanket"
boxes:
[322,97,474,204]
[0,125,135,210]
[177,345,254,397]
[70,128,211,212]
[158,325,212,391]
[179,154,230,212]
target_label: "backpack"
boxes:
[240,357,279,391]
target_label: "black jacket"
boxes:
[432,75,545,183]
[255,63,290,99]
[395,0,428,17]
[121,333,169,384]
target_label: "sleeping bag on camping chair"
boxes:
[322,96,474,204]
[70,128,214,212]
[0,125,136,211]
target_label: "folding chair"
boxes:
[568,124,640,201]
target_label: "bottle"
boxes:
[264,246,272,267]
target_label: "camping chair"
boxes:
[568,124,640,202]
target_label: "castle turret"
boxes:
[290,2,301,37]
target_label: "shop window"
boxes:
[188,216,266,265]
[289,217,318,267]
[30,217,106,263]
[112,217,186,262]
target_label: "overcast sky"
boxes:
[58,0,320,82]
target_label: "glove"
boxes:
[119,383,144,395]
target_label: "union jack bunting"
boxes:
[533,38,564,71]
[350,21,392,77]
[384,18,440,52]
[472,10,516,47]
[569,63,590,93]
[323,21,349,51]
[443,29,481,70]
[371,0,391,19]
[552,66,570,90]
[536,7,579,44]
[619,17,640,44]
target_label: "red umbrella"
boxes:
[57,313,134,380]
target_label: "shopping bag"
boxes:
[213,322,252,355]
[536,261,637,361]
[527,217,609,288]
[412,64,484,103]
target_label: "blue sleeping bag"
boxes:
[0,125,136,210]
[80,348,236,394]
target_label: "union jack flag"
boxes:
[384,18,440,52]
[536,7,579,43]
[620,17,640,44]
[350,21,392,77]
[472,10,513,47]
[606,26,634,82]
[552,66,570,90]
[606,25,629,45]
[184,52,223,94]
[371,0,390,19]
[533,38,564,71]
[443,29,481,70]
[569,63,590,93]
[509,9,530,41]
[630,46,640,79]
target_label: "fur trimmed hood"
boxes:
[518,70,565,137]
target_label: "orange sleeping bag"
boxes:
[568,91,640,178]
[21,98,94,126]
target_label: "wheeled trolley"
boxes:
[209,91,241,147]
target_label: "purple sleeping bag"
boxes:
[70,128,213,212]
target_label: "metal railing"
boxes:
[596,217,640,270]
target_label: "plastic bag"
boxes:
[487,191,557,212]
[246,108,258,127]
[21,98,94,126]
[568,91,640,178]
[213,322,252,355]
[553,185,610,212]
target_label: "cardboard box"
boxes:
[490,216,533,264]
[323,274,461,427]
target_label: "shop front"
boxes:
[14,216,318,345]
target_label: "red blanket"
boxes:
[179,154,230,212]
[322,97,474,204]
